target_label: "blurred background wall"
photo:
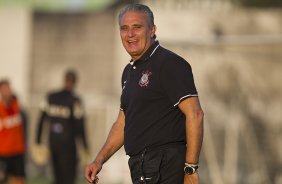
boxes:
[0,0,281,183]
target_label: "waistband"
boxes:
[129,141,186,157]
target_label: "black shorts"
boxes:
[0,154,25,179]
[128,143,186,184]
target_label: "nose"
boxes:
[127,28,135,37]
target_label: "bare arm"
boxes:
[178,97,204,184]
[84,111,125,183]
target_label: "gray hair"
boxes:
[118,4,155,27]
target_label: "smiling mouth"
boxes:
[128,40,138,44]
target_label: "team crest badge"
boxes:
[139,70,152,87]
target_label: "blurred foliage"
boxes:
[0,0,115,12]
[237,0,282,7]
[2,0,282,10]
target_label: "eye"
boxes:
[133,25,142,29]
[120,26,128,31]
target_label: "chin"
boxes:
[127,50,138,56]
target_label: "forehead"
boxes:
[120,11,148,26]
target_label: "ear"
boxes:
[150,25,157,38]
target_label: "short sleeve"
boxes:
[120,64,130,111]
[160,58,198,107]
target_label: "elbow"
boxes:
[198,109,204,122]
[192,109,204,126]
[195,109,204,128]
[186,109,204,124]
[200,110,204,128]
[191,108,204,120]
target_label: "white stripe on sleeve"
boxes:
[173,94,198,107]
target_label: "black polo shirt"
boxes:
[120,41,198,156]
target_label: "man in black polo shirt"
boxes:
[85,4,204,184]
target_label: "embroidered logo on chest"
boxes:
[139,70,152,87]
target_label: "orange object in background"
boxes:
[0,98,25,156]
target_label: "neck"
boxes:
[131,39,155,61]
[64,86,73,92]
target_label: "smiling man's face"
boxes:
[119,11,156,61]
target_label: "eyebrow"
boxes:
[132,24,143,27]
[120,23,143,28]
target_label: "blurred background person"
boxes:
[0,79,27,184]
[34,70,89,184]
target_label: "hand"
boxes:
[84,160,102,183]
[184,172,199,184]
[32,144,49,166]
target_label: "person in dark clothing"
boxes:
[35,70,89,184]
[85,4,204,184]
